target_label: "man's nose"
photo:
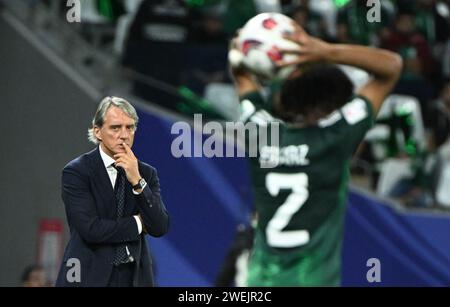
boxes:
[119,127,129,139]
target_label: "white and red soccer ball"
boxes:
[230,12,300,80]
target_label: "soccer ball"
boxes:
[233,12,300,80]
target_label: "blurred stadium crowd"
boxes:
[3,0,450,207]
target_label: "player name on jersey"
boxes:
[259,144,310,168]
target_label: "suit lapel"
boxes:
[88,147,116,218]
[88,147,139,218]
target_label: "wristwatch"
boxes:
[132,178,146,190]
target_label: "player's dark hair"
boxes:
[276,64,354,123]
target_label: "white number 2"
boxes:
[265,173,310,248]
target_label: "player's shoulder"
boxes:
[318,95,374,129]
[239,91,266,115]
[239,91,281,126]
[340,95,374,125]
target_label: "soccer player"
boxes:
[230,25,402,286]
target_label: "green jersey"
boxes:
[240,92,374,286]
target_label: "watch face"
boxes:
[139,179,145,187]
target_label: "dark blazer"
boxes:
[55,147,169,287]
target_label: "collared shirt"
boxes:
[99,145,142,235]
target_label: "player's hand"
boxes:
[114,143,141,186]
[228,32,253,78]
[228,31,261,95]
[277,23,331,68]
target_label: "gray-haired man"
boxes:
[56,96,169,287]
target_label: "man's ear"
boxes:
[94,126,102,141]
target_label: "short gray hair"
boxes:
[87,96,139,144]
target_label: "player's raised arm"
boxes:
[324,45,402,115]
[282,25,403,115]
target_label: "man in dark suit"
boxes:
[56,96,169,287]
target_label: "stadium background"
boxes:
[1,0,450,286]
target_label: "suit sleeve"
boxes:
[62,166,140,244]
[135,167,169,237]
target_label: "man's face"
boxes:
[94,106,136,157]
